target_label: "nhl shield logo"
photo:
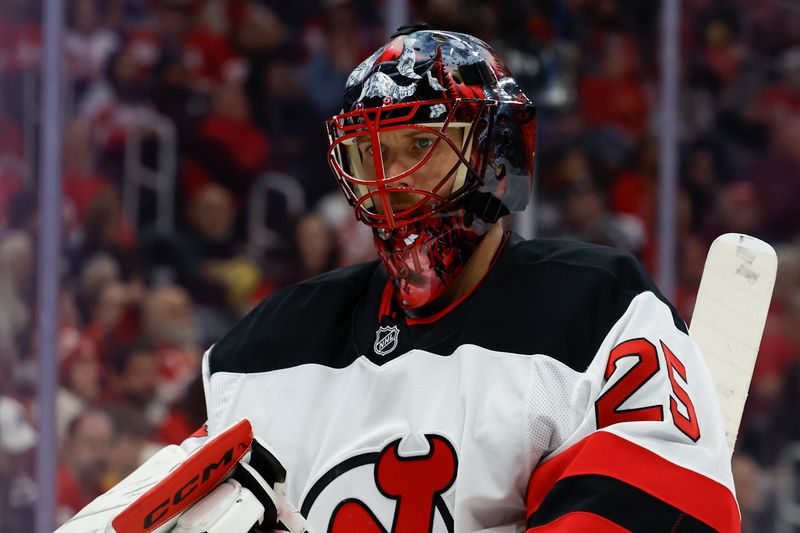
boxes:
[374,325,400,356]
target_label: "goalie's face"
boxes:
[355,126,464,214]
[327,100,482,231]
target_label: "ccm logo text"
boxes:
[143,447,235,528]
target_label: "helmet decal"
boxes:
[357,71,420,102]
[397,39,422,79]
[355,44,449,104]
[346,47,384,88]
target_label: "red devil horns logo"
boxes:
[330,435,457,533]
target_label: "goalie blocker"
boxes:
[55,419,312,533]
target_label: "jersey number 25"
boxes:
[595,338,701,442]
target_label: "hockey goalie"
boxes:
[58,26,779,533]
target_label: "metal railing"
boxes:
[123,113,177,234]
[248,171,306,255]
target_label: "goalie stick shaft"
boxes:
[689,233,777,453]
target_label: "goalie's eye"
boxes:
[358,143,378,157]
[414,137,435,150]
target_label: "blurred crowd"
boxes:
[1,0,799,530]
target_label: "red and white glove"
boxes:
[173,437,311,533]
[55,420,312,533]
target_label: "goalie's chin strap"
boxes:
[465,191,509,223]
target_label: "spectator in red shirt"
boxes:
[745,47,800,133]
[0,114,26,231]
[701,181,763,246]
[749,117,800,242]
[182,83,270,203]
[182,22,244,92]
[578,33,648,140]
[608,137,659,268]
[108,346,160,425]
[57,340,102,443]
[155,375,206,445]
[56,410,113,527]
[230,1,285,58]
[140,286,201,405]
[62,119,113,227]
[78,43,163,182]
[74,268,141,381]
[747,246,800,410]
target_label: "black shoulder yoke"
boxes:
[209,260,380,375]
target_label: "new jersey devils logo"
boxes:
[301,435,458,533]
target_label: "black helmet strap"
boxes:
[465,191,510,224]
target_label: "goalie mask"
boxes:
[326,25,536,310]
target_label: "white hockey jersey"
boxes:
[200,235,740,532]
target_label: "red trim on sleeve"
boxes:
[527,511,631,532]
[189,424,209,438]
[526,431,739,532]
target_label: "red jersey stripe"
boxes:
[526,431,739,532]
